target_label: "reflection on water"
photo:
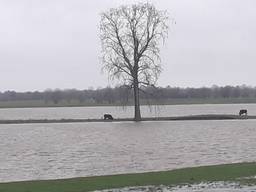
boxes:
[0,120,256,182]
[0,104,255,120]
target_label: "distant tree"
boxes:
[100,3,169,121]
[51,90,62,104]
[43,89,52,104]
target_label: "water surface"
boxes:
[0,120,256,182]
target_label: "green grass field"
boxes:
[1,162,256,192]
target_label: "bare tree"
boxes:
[100,3,169,121]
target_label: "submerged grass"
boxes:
[1,162,256,192]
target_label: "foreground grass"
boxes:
[1,163,256,192]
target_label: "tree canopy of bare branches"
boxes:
[100,3,169,121]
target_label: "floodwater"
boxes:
[0,119,256,182]
[0,103,255,120]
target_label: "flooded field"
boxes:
[0,103,255,120]
[0,119,256,182]
[95,182,256,192]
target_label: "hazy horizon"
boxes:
[1,84,255,93]
[1,0,256,92]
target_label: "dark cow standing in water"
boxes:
[104,114,114,120]
[239,109,247,116]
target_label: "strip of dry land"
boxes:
[0,114,254,124]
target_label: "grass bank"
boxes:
[1,162,256,192]
[0,114,254,124]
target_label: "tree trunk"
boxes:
[133,77,141,121]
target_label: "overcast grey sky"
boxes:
[0,0,255,91]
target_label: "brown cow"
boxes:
[104,114,114,120]
[239,109,247,116]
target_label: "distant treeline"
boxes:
[0,85,256,105]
